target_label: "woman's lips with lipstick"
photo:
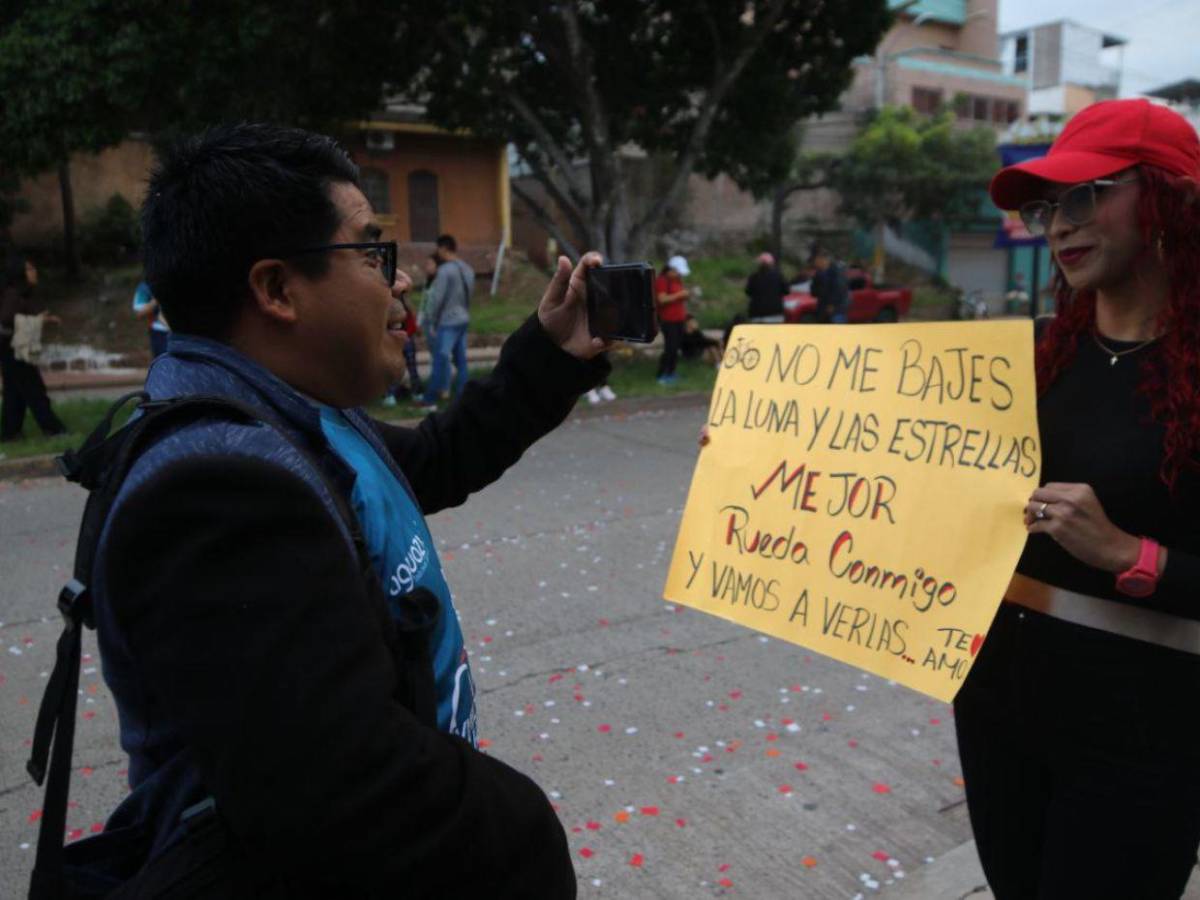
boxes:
[1056,245,1093,267]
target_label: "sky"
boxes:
[997,0,1198,97]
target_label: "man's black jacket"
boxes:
[90,315,607,897]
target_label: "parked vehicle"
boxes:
[782,269,913,324]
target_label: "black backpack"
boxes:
[25,392,439,898]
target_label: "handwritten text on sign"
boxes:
[663,322,1040,702]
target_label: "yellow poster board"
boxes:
[663,322,1041,702]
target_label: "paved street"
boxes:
[1,400,1196,898]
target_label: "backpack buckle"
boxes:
[57,579,93,630]
[55,448,82,482]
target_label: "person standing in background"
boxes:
[745,252,787,323]
[1,250,66,441]
[810,244,849,324]
[132,279,170,358]
[420,234,473,411]
[655,255,690,386]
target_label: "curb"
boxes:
[0,392,713,484]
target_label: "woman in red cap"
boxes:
[956,98,1200,898]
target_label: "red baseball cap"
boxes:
[990,98,1200,210]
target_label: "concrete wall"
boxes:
[11,140,156,246]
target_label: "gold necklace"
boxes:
[1092,330,1159,366]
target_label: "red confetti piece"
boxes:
[929,717,941,726]
[719,878,734,888]
[871,851,890,862]
[597,723,612,733]
[793,761,809,771]
[29,810,42,823]
[81,767,94,777]
[718,863,732,873]
[778,784,793,795]
[802,856,818,868]
[931,759,942,766]
[673,731,685,739]
[89,822,104,834]
[640,806,659,817]
[586,821,601,831]
[629,853,644,868]
[478,738,492,749]
[597,618,610,627]
[82,711,96,720]
[675,818,687,828]
[848,739,859,748]
[67,828,84,841]
[580,847,594,859]
[667,775,681,784]
[872,783,892,794]
[548,673,564,684]
[821,712,833,721]
[728,690,743,700]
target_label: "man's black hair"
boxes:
[810,243,831,260]
[436,234,457,253]
[141,123,360,339]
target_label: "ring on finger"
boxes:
[1035,501,1048,520]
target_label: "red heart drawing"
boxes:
[969,633,984,657]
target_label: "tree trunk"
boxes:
[58,160,81,281]
[771,185,788,263]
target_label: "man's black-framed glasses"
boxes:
[287,241,397,285]
[1018,178,1136,237]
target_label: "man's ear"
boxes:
[246,259,299,324]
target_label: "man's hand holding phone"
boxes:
[538,252,612,360]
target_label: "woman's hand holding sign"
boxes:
[1024,482,1151,573]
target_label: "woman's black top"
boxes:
[1016,331,1200,620]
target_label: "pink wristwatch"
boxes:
[1115,537,1161,598]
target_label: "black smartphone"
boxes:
[586,262,658,344]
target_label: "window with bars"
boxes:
[912,87,943,115]
[360,168,391,214]
[407,170,440,243]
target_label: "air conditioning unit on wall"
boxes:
[366,130,395,151]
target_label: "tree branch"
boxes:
[558,1,629,250]
[630,0,789,246]
[503,89,591,212]
[520,146,592,244]
[511,179,582,262]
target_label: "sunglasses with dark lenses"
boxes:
[287,241,398,285]
[1018,178,1136,237]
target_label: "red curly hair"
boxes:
[1035,165,1200,489]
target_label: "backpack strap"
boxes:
[26,393,369,900]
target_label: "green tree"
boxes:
[830,106,997,278]
[392,0,892,260]
[0,1,399,278]
[0,1,160,278]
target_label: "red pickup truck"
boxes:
[782,269,913,323]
